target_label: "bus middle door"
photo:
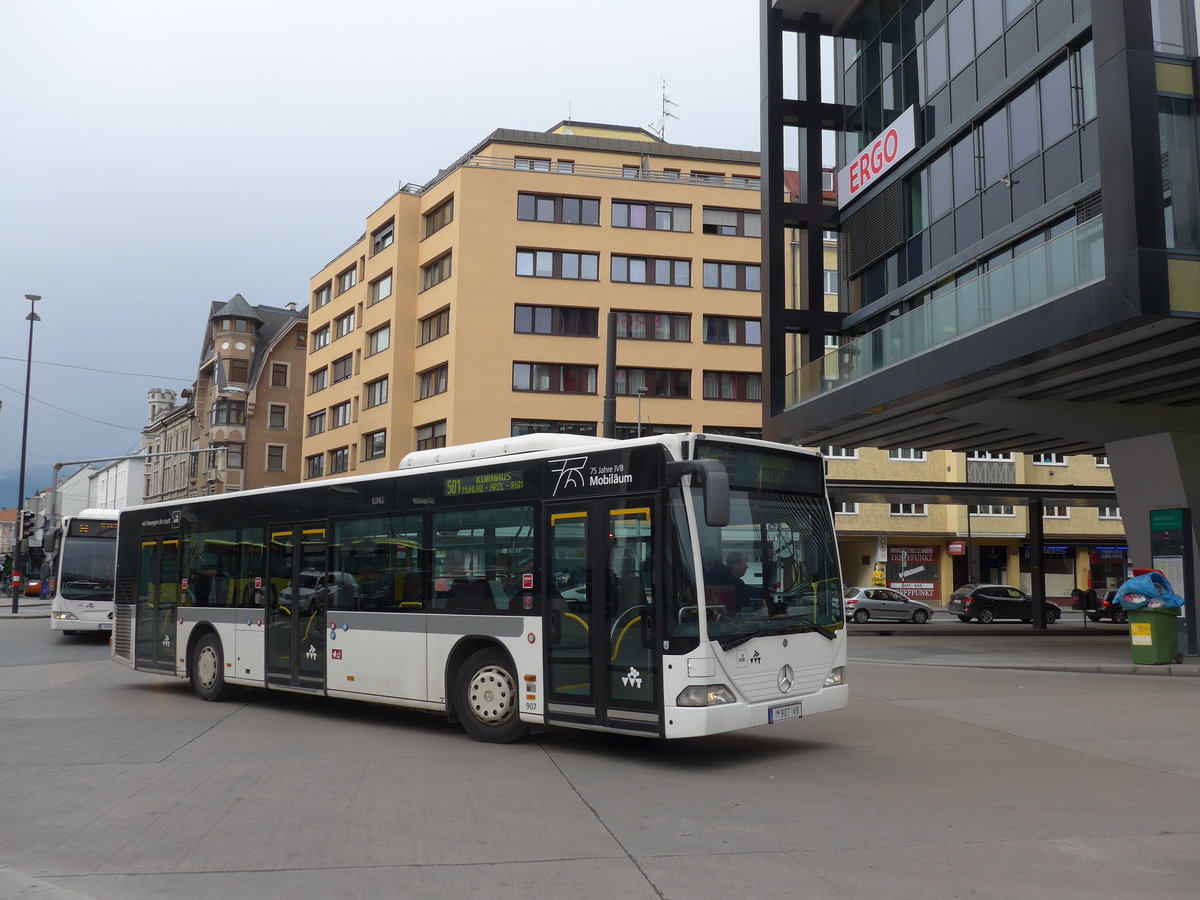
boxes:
[266,524,328,691]
[545,497,660,735]
[134,537,180,674]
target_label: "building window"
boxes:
[418,365,448,399]
[336,265,357,295]
[556,160,574,173]
[368,324,391,356]
[334,311,355,339]
[325,446,347,475]
[371,220,394,255]
[271,363,289,387]
[888,449,927,461]
[890,503,927,516]
[310,368,328,394]
[611,255,691,286]
[833,501,858,515]
[823,270,839,294]
[729,174,760,189]
[369,272,392,305]
[266,445,285,472]
[511,419,598,437]
[1044,506,1070,519]
[702,371,761,401]
[296,330,307,350]
[419,308,450,345]
[421,252,453,290]
[313,283,331,310]
[1099,506,1121,520]
[622,164,641,178]
[515,248,599,281]
[822,446,857,459]
[268,403,287,429]
[331,401,351,429]
[619,368,691,398]
[226,358,249,383]
[690,170,722,183]
[210,399,245,426]
[311,325,329,350]
[513,305,599,336]
[512,362,597,394]
[364,429,386,460]
[969,451,1014,461]
[703,316,761,345]
[332,355,353,383]
[306,454,324,479]
[1032,453,1068,465]
[517,193,600,225]
[702,261,760,291]
[702,207,760,237]
[423,196,454,238]
[365,376,389,408]
[416,420,447,450]
[515,157,551,171]
[307,410,327,436]
[224,442,245,470]
[970,505,1015,516]
[1094,454,1110,467]
[614,311,690,341]
[612,201,691,232]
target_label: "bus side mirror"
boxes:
[666,460,730,528]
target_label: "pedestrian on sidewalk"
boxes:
[39,555,53,599]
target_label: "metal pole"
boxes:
[602,311,617,438]
[14,294,40,614]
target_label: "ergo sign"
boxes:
[836,106,916,209]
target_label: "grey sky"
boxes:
[0,0,760,500]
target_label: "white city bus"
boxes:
[111,434,847,741]
[50,508,119,635]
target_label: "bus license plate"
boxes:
[99,623,111,630]
[769,702,802,723]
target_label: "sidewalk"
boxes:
[849,624,1200,677]
[0,597,49,619]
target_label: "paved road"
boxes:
[2,619,1198,899]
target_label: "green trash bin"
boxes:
[1128,607,1181,665]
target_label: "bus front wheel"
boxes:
[455,648,529,743]
[191,633,236,702]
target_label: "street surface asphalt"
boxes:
[1,612,1197,899]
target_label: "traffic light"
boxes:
[20,510,35,539]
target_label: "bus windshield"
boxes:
[692,486,844,646]
[60,532,117,600]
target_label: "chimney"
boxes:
[285,302,298,311]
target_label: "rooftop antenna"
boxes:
[649,78,678,140]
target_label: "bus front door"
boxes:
[266,524,328,691]
[134,537,180,674]
[545,498,660,735]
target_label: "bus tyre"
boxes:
[191,633,236,702]
[455,648,528,743]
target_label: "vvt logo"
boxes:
[751,650,762,665]
[621,666,643,689]
[305,644,318,661]
[549,456,589,496]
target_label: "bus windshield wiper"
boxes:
[716,618,836,651]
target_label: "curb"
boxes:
[851,658,1200,677]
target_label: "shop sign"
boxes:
[887,545,939,601]
[837,106,917,209]
[948,541,966,556]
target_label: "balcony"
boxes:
[785,215,1106,407]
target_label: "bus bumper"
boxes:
[50,610,114,633]
[663,683,849,739]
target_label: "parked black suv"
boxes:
[948,584,1062,624]
[1086,589,1128,624]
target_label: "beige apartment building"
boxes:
[300,121,1125,604]
[302,122,766,479]
[142,295,308,500]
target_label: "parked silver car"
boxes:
[844,586,934,624]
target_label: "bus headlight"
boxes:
[823,667,845,687]
[52,612,80,621]
[676,684,736,707]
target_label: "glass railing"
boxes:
[785,215,1105,407]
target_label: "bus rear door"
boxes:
[544,498,660,735]
[135,538,180,674]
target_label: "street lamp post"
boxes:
[13,293,41,614]
[636,386,649,438]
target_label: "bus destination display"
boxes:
[69,520,119,538]
[697,443,821,493]
[444,470,525,498]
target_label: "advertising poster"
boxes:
[887,546,940,601]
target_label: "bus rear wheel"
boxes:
[455,648,528,743]
[191,633,236,702]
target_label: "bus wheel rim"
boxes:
[467,665,515,725]
[197,645,218,689]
